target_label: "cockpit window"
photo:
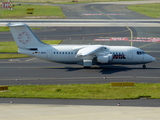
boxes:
[137,51,145,55]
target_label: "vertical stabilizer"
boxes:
[7,23,46,49]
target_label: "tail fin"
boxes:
[7,23,46,49]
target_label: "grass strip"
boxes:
[127,3,160,18]
[42,40,62,45]
[0,40,62,59]
[0,40,62,53]
[0,27,41,32]
[0,83,160,99]
[0,27,12,32]
[4,0,142,4]
[0,41,18,53]
[0,54,30,59]
[0,4,65,19]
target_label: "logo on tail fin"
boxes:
[17,31,32,44]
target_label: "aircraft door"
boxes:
[128,51,133,59]
[47,49,52,58]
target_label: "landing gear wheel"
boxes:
[142,64,146,69]
[84,66,91,69]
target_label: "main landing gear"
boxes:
[142,64,146,69]
[84,66,91,69]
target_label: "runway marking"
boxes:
[155,57,160,59]
[0,58,37,63]
[0,66,84,69]
[53,29,129,37]
[126,26,133,46]
[91,6,116,20]
[95,37,160,42]
[0,66,160,69]
[9,59,20,62]
[145,51,160,53]
[82,14,126,16]
[0,76,133,81]
[139,42,160,49]
[25,58,37,62]
[1,76,160,81]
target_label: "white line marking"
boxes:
[95,37,160,42]
[25,58,37,62]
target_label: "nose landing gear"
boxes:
[142,64,146,69]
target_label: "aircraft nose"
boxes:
[151,56,156,62]
[145,54,156,63]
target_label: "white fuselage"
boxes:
[7,23,156,68]
[19,44,155,65]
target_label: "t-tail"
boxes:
[7,23,47,49]
[7,23,50,58]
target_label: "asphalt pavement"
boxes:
[1,1,160,120]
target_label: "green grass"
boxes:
[1,0,142,4]
[0,40,62,59]
[127,3,160,18]
[0,54,30,59]
[0,27,41,32]
[1,83,160,99]
[42,40,62,45]
[0,4,65,19]
[0,41,18,53]
[0,40,62,53]
[0,27,11,32]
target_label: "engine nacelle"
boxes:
[97,54,113,63]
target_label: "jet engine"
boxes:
[97,54,113,63]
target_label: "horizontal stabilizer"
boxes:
[7,23,26,27]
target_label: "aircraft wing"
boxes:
[76,45,105,57]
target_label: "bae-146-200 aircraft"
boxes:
[7,23,156,68]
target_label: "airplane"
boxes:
[7,23,156,69]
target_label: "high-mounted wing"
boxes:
[76,45,106,57]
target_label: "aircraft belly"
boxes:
[111,59,145,65]
[52,55,81,63]
[111,59,128,64]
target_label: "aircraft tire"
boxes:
[143,64,146,69]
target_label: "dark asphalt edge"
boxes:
[0,98,160,107]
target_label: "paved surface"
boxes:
[0,56,159,85]
[0,26,160,85]
[1,98,160,120]
[60,4,152,19]
[1,98,160,107]
[1,104,160,120]
[53,1,160,19]
[1,1,160,120]
[1,27,160,44]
